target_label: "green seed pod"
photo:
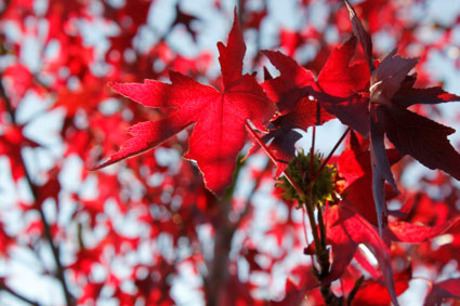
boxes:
[276,150,336,207]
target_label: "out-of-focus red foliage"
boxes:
[0,0,459,305]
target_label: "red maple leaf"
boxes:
[273,265,319,306]
[94,10,275,196]
[338,131,401,225]
[343,0,460,234]
[343,0,374,70]
[386,217,460,243]
[424,278,460,305]
[322,204,399,305]
[263,36,370,136]
[255,36,368,174]
[351,267,411,306]
[316,36,369,98]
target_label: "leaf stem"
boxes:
[312,127,350,183]
[347,276,364,305]
[0,75,16,124]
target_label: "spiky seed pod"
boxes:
[276,150,336,207]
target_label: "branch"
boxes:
[203,199,233,306]
[0,77,74,306]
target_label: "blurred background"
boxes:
[0,0,459,305]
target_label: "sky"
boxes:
[1,0,460,304]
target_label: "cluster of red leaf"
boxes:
[0,0,460,305]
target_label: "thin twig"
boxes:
[312,127,350,183]
[0,76,16,124]
[0,282,40,306]
[347,276,364,305]
[310,125,316,178]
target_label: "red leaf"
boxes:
[217,10,246,88]
[367,51,419,222]
[370,105,399,234]
[274,97,333,131]
[272,265,319,306]
[325,204,399,305]
[380,105,460,180]
[317,36,369,98]
[337,131,368,184]
[339,131,401,226]
[424,278,460,306]
[341,3,460,232]
[261,50,315,112]
[394,86,460,108]
[260,98,334,176]
[387,217,460,243]
[94,10,275,196]
[263,40,370,136]
[316,36,370,135]
[370,49,419,107]
[343,0,374,70]
[262,129,303,177]
[366,49,460,224]
[259,38,373,173]
[357,27,460,226]
[242,247,264,271]
[352,267,411,306]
